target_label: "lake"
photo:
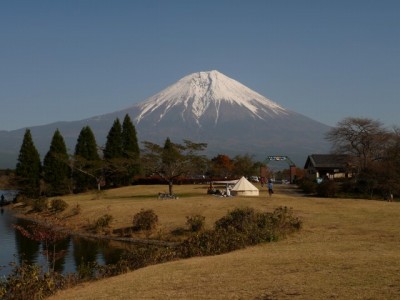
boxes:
[0,190,128,277]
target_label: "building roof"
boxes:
[304,154,353,169]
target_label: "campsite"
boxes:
[209,176,259,197]
[20,182,397,300]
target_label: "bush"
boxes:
[71,204,81,216]
[298,178,317,194]
[215,207,258,232]
[269,206,302,238]
[32,197,48,212]
[132,209,158,231]
[51,198,68,212]
[178,227,247,257]
[316,180,338,197]
[94,214,113,233]
[179,207,302,258]
[0,262,77,300]
[186,215,205,232]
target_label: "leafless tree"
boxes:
[326,117,390,173]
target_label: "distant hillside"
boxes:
[0,70,330,169]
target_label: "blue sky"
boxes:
[1,0,399,131]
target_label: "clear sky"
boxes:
[1,0,399,131]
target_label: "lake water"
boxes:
[0,190,127,277]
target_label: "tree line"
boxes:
[14,114,265,198]
[15,114,398,200]
[325,117,400,199]
[15,114,141,197]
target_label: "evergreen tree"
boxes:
[74,126,100,160]
[15,129,42,197]
[43,129,70,196]
[122,114,140,159]
[103,118,123,186]
[104,118,123,159]
[121,114,141,183]
[73,126,101,192]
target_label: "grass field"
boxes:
[42,183,400,299]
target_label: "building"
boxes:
[304,154,355,181]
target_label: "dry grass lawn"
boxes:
[43,184,400,300]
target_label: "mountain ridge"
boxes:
[0,70,330,169]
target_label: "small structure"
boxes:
[231,176,259,196]
[265,155,297,183]
[304,154,355,181]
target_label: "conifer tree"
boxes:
[121,114,141,183]
[73,126,101,192]
[104,118,123,159]
[74,126,100,161]
[43,129,70,196]
[15,129,42,197]
[103,118,123,186]
[122,114,140,159]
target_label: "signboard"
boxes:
[267,156,288,161]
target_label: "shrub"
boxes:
[178,207,302,258]
[186,215,205,232]
[71,204,81,216]
[178,227,247,257]
[51,198,68,212]
[268,206,302,239]
[132,209,158,231]
[215,207,255,231]
[298,178,317,194]
[316,180,338,197]
[32,197,48,212]
[0,262,75,300]
[94,214,113,233]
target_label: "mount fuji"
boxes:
[0,70,330,168]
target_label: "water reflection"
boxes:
[14,219,41,266]
[0,207,129,277]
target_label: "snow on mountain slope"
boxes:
[135,70,288,126]
[0,70,331,168]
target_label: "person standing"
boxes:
[268,179,274,197]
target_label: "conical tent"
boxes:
[231,176,259,196]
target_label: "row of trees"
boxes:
[15,114,265,198]
[15,114,141,197]
[325,117,400,198]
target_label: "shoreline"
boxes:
[9,203,178,248]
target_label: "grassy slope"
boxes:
[46,184,400,299]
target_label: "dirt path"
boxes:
[273,183,305,196]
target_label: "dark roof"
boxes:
[304,154,353,169]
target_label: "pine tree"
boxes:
[121,114,141,183]
[103,119,123,186]
[122,114,140,159]
[73,126,101,192]
[74,126,100,160]
[43,129,70,196]
[15,129,42,197]
[104,118,123,159]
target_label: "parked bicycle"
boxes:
[158,193,178,199]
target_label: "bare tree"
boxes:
[379,127,400,198]
[326,117,390,172]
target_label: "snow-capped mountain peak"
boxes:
[135,70,288,125]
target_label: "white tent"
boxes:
[231,176,259,196]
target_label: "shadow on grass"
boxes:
[103,193,206,200]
